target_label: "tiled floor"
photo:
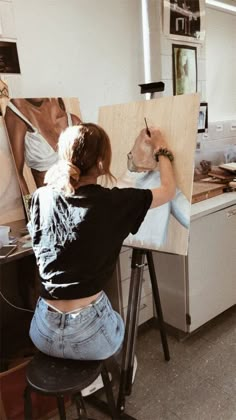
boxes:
[50,305,236,420]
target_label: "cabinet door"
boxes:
[152,252,188,331]
[188,205,236,332]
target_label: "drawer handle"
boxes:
[140,303,147,311]
[227,209,236,217]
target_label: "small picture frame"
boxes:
[163,0,206,43]
[172,44,197,95]
[198,102,208,133]
[0,41,21,74]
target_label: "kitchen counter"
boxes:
[191,191,236,221]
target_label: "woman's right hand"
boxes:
[144,127,169,152]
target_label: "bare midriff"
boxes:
[45,291,102,312]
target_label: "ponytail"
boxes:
[45,160,80,196]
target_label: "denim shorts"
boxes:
[29,291,124,360]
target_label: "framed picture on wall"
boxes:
[198,102,208,132]
[172,44,197,95]
[0,41,21,74]
[163,0,206,43]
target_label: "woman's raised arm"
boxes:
[144,127,176,208]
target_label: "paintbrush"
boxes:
[144,117,151,137]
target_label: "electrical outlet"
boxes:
[216,123,223,132]
[230,122,236,131]
[196,141,201,150]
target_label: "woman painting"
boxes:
[28,123,176,360]
[4,97,81,196]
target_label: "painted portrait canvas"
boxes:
[0,115,24,224]
[99,93,200,256]
[2,97,82,214]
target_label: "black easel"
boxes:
[117,247,170,414]
[117,81,168,414]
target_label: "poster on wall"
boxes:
[172,44,197,95]
[163,0,206,43]
[99,93,200,256]
[2,98,82,213]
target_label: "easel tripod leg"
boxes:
[146,251,170,361]
[117,249,145,413]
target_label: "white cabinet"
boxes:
[187,203,236,331]
[153,195,236,333]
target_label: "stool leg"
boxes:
[74,392,89,420]
[24,386,33,420]
[101,365,119,420]
[57,395,66,420]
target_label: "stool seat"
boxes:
[26,352,103,394]
[24,352,120,419]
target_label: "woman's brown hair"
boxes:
[45,123,115,195]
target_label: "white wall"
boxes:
[12,0,144,122]
[0,0,145,223]
[206,7,236,121]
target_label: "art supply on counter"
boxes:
[219,162,236,172]
[208,166,235,182]
[9,235,17,244]
[18,233,32,248]
[0,226,10,246]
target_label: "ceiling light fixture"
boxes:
[206,0,236,13]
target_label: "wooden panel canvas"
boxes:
[99,93,200,255]
[0,115,24,224]
[2,98,82,215]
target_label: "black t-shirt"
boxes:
[28,184,152,300]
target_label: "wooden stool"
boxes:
[24,352,119,420]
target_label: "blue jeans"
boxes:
[29,292,124,360]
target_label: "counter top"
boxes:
[191,192,236,221]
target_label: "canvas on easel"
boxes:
[99,93,200,256]
[0,115,25,224]
[1,97,82,217]
[0,81,25,224]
